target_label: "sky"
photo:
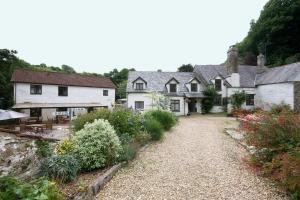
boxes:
[1,0,268,74]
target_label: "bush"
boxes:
[72,119,122,171]
[118,144,137,162]
[55,138,75,155]
[35,140,52,158]
[230,90,246,109]
[201,85,218,114]
[144,118,164,141]
[0,176,63,200]
[41,154,79,183]
[144,110,176,130]
[270,103,292,115]
[72,108,111,132]
[231,108,252,118]
[135,131,151,145]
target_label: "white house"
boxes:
[127,46,300,115]
[11,69,116,121]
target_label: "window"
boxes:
[169,84,177,93]
[57,107,68,112]
[246,94,255,106]
[214,94,222,106]
[58,86,68,96]
[170,100,180,112]
[136,83,144,90]
[191,83,198,92]
[103,90,108,96]
[135,101,144,110]
[30,108,41,117]
[30,84,42,95]
[215,79,222,91]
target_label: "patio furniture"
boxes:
[25,124,47,134]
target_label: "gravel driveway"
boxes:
[98,115,288,200]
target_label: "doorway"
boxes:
[188,99,197,113]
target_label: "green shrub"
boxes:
[135,131,151,145]
[72,108,111,132]
[201,85,218,113]
[41,154,79,183]
[230,90,246,109]
[270,103,292,115]
[144,118,164,141]
[35,140,52,158]
[73,119,122,171]
[55,138,75,155]
[118,144,137,162]
[144,110,176,130]
[0,176,63,200]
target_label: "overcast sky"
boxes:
[1,0,268,73]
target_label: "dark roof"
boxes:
[194,65,257,88]
[127,71,198,93]
[11,69,116,88]
[255,62,300,85]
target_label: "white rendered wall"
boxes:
[15,83,115,108]
[255,83,294,110]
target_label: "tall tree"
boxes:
[178,64,194,72]
[61,65,76,73]
[238,0,300,66]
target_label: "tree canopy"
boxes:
[177,64,194,72]
[238,0,300,66]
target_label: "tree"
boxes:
[201,85,217,114]
[116,81,127,99]
[238,0,300,66]
[61,65,76,73]
[177,64,194,72]
[145,92,170,110]
[230,90,246,109]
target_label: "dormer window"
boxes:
[170,84,177,93]
[136,83,144,90]
[215,79,222,91]
[191,83,198,92]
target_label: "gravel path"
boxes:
[98,115,288,200]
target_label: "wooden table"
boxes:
[26,124,47,133]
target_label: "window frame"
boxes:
[103,90,108,96]
[30,84,42,95]
[215,79,222,91]
[135,83,144,90]
[246,94,255,106]
[169,84,177,93]
[170,100,180,112]
[191,83,198,92]
[58,86,68,96]
[135,101,144,110]
[213,94,222,106]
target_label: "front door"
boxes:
[188,99,197,113]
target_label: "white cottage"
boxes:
[127,46,300,115]
[11,69,116,121]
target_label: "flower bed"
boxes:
[240,105,300,199]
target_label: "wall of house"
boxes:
[255,83,294,110]
[15,83,115,108]
[210,77,227,113]
[169,96,188,116]
[185,79,205,92]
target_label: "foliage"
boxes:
[72,108,111,132]
[35,140,52,158]
[222,97,229,113]
[41,154,79,183]
[144,110,176,131]
[61,64,76,73]
[230,90,246,109]
[231,108,252,118]
[270,103,292,115]
[242,108,300,199]
[145,92,170,111]
[0,176,63,200]
[201,85,218,114]
[118,144,137,162]
[135,131,151,145]
[144,118,164,141]
[55,138,75,155]
[237,0,300,66]
[72,108,142,138]
[116,80,127,99]
[104,68,135,86]
[72,119,122,171]
[177,64,194,72]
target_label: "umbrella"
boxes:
[0,109,29,121]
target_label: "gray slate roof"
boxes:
[255,62,300,85]
[194,65,258,88]
[127,71,198,93]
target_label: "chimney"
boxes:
[226,45,239,74]
[257,53,267,74]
